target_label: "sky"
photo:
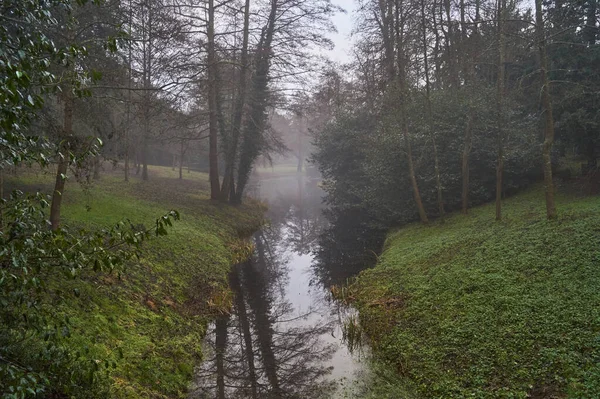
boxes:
[324,0,357,64]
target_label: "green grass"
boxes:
[347,186,600,398]
[5,165,265,398]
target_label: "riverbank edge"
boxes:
[341,185,600,398]
[4,166,266,398]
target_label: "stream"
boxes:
[190,173,371,398]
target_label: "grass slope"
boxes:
[5,165,264,398]
[348,186,600,398]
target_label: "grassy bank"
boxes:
[345,186,600,398]
[5,165,264,398]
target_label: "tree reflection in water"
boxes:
[191,175,377,398]
[191,232,336,399]
[311,206,386,289]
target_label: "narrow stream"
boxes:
[190,174,369,398]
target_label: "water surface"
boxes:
[191,174,369,398]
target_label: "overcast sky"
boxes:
[324,0,357,64]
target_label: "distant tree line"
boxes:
[309,0,599,230]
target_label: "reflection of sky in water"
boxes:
[191,175,368,398]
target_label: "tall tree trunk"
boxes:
[93,156,100,180]
[404,125,429,224]
[432,138,444,219]
[536,0,557,219]
[207,0,220,200]
[397,2,428,224]
[459,0,469,79]
[125,0,132,182]
[221,0,251,202]
[442,0,458,88]
[124,117,130,183]
[462,111,473,214]
[432,0,443,88]
[50,88,74,231]
[234,0,278,203]
[461,0,479,215]
[584,0,598,170]
[495,0,506,221]
[379,0,396,82]
[141,123,149,180]
[141,0,152,181]
[421,0,445,220]
[135,147,141,175]
[179,141,184,180]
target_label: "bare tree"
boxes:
[396,0,429,224]
[495,0,506,221]
[421,0,445,219]
[220,0,251,202]
[207,0,220,199]
[461,111,473,214]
